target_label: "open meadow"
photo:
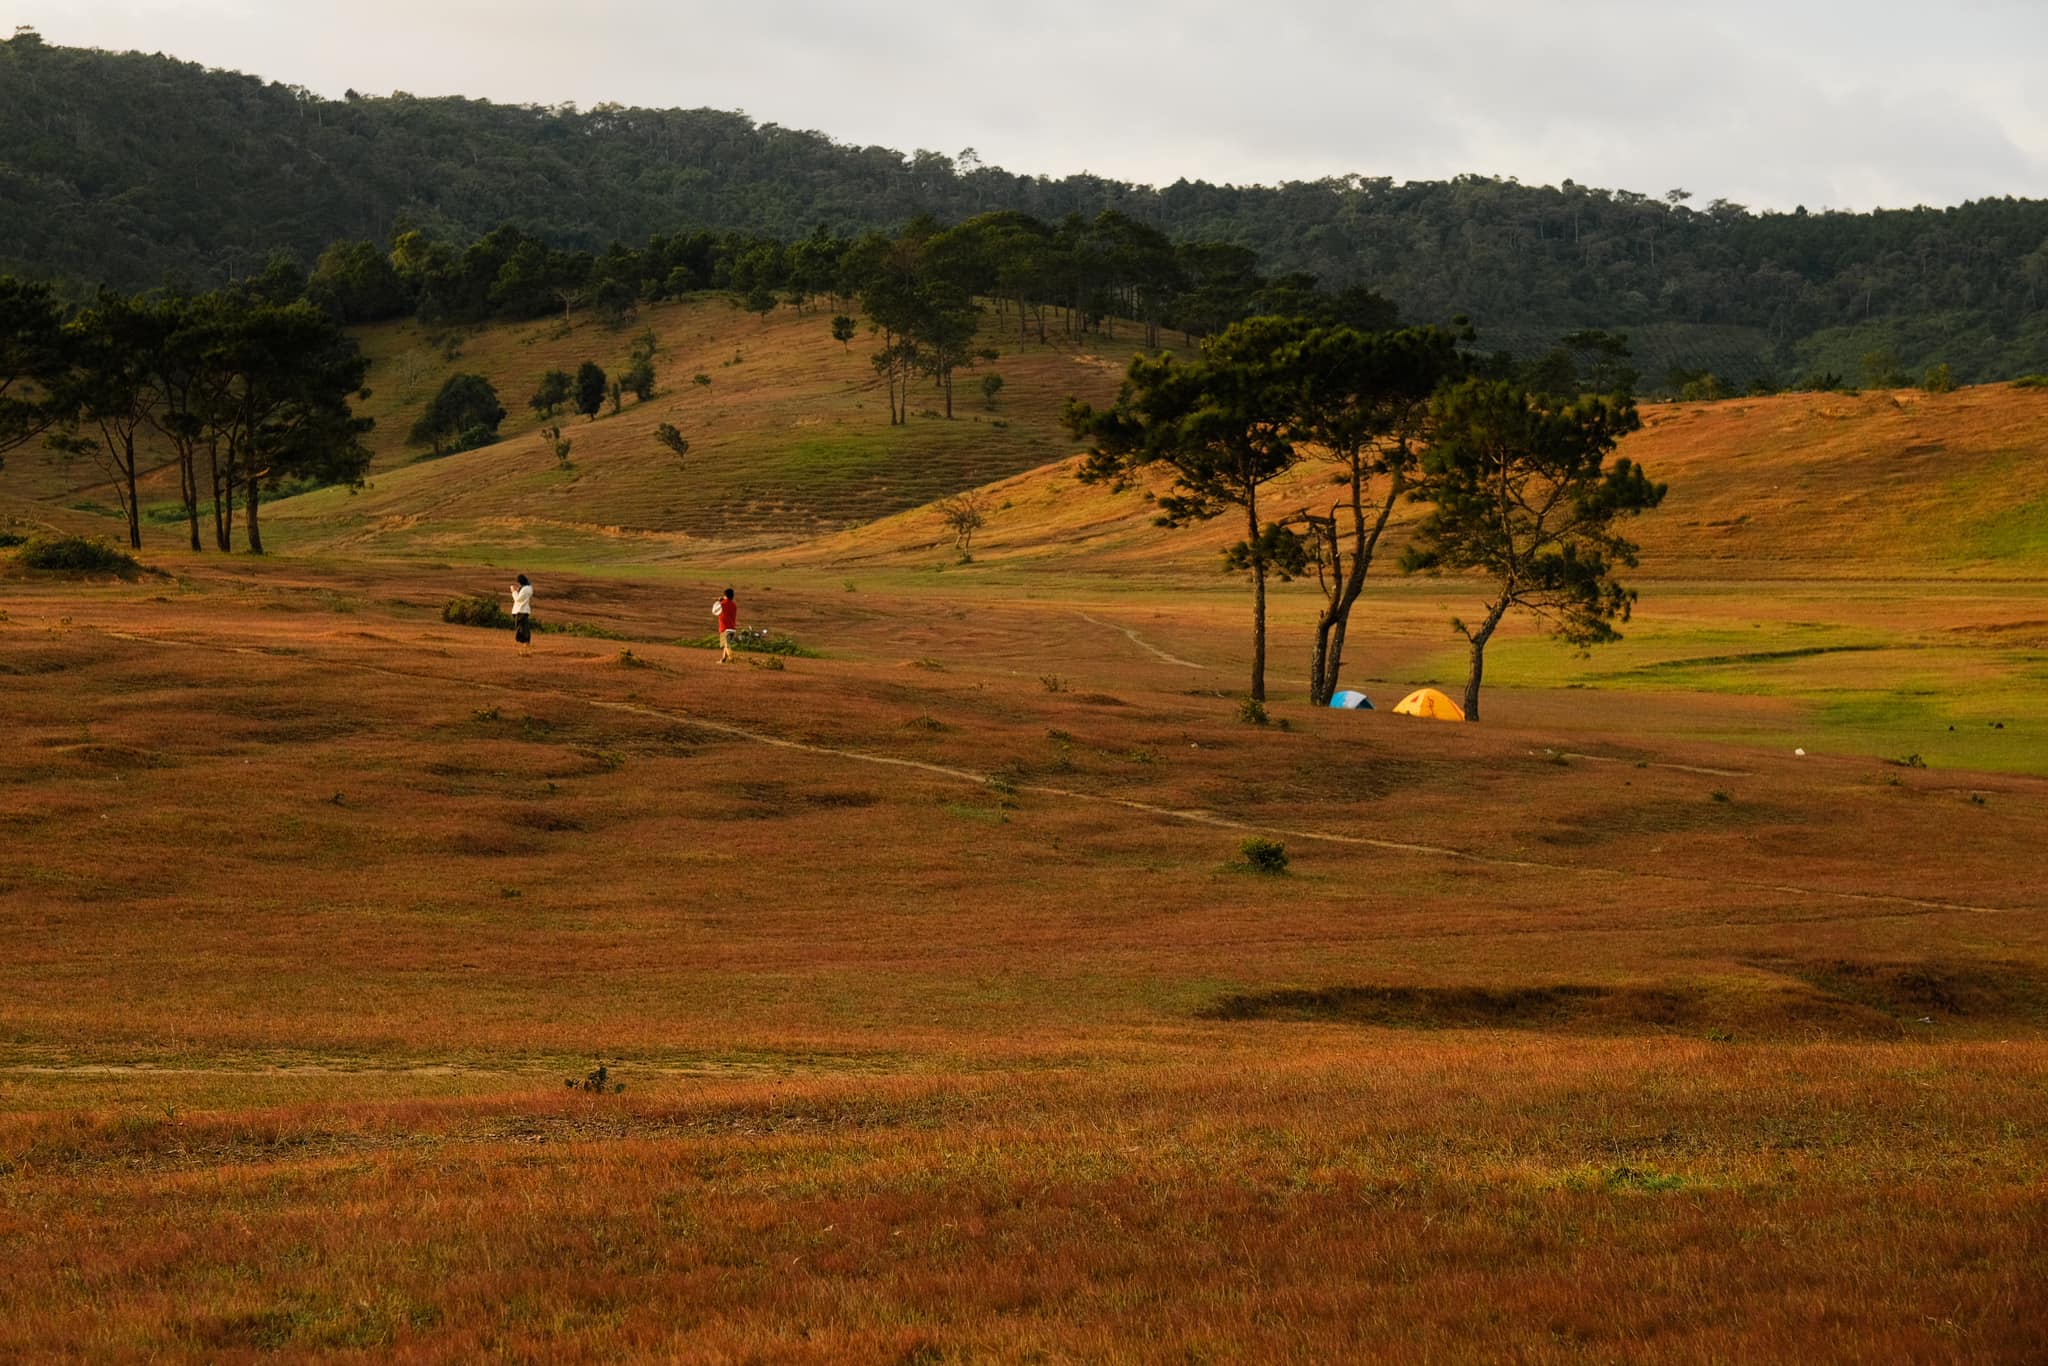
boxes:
[2,307,2046,1361]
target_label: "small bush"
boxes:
[2013,374,2048,389]
[1239,837,1289,874]
[1921,363,1956,394]
[1710,789,1732,803]
[1040,674,1068,693]
[1237,698,1269,726]
[1892,753,1928,769]
[16,535,141,576]
[684,630,815,657]
[442,595,515,629]
[566,1061,624,1095]
[0,531,25,548]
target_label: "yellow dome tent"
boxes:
[1392,687,1466,722]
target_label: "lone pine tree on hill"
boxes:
[1069,316,1311,702]
[1402,380,1665,721]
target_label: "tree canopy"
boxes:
[1402,381,1666,720]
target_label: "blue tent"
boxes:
[1328,690,1373,710]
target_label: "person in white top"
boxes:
[509,574,533,646]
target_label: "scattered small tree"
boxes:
[1402,380,1666,721]
[541,423,571,466]
[654,422,689,463]
[529,368,572,417]
[1922,362,1956,394]
[623,330,657,401]
[574,361,606,420]
[409,373,504,455]
[831,314,857,350]
[980,372,1004,409]
[937,490,987,557]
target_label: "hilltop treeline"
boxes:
[311,212,1394,342]
[4,29,2046,380]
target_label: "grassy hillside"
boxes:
[9,292,2048,581]
[784,382,2048,581]
[260,297,1139,563]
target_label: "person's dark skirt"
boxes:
[514,613,531,644]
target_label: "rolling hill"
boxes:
[8,296,2048,582]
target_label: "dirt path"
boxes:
[1078,612,1211,670]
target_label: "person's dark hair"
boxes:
[516,574,530,586]
[722,587,733,599]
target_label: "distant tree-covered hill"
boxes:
[5,28,2046,382]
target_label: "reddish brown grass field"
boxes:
[6,313,2048,1358]
[3,549,2044,1361]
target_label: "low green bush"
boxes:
[683,630,815,657]
[442,595,516,629]
[1238,837,1289,874]
[16,535,141,576]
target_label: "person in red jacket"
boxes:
[713,587,737,663]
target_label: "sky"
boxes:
[16,1,2048,212]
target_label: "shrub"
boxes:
[16,535,141,576]
[0,531,25,548]
[566,1061,624,1095]
[442,595,514,629]
[1239,837,1289,874]
[1237,698,1269,726]
[684,629,814,657]
[1921,363,1956,394]
[2012,374,2048,389]
[409,373,504,454]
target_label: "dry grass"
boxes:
[6,309,2048,1358]
[3,560,2045,1360]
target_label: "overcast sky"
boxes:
[18,1,2048,212]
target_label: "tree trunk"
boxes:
[180,449,200,551]
[1246,500,1267,702]
[1308,621,1333,704]
[124,438,140,550]
[246,473,264,555]
[1462,596,1512,721]
[207,444,230,551]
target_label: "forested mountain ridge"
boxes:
[5,28,2047,381]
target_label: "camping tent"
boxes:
[1392,687,1465,722]
[1328,690,1373,710]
